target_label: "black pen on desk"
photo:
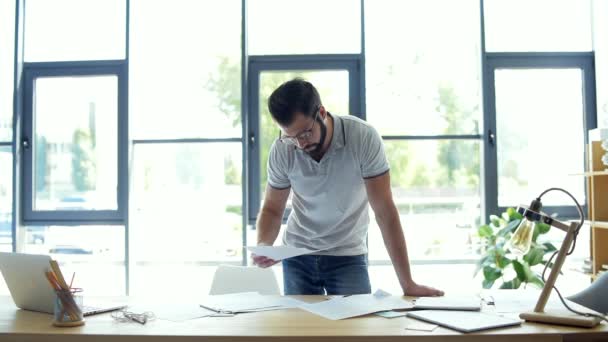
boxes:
[200,304,232,315]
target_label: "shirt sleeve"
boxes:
[360,125,390,179]
[267,141,291,189]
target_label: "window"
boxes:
[20,225,125,296]
[130,143,243,264]
[495,69,586,206]
[0,147,12,253]
[248,0,361,55]
[593,0,608,127]
[24,0,126,61]
[0,0,15,254]
[365,0,482,260]
[484,0,592,52]
[129,0,243,294]
[365,0,481,136]
[3,0,599,296]
[129,0,242,140]
[23,64,127,224]
[0,0,15,142]
[31,75,118,211]
[484,55,596,217]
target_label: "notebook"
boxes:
[407,310,522,333]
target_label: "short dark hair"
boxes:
[268,78,322,126]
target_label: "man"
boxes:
[253,78,443,297]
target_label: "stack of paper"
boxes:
[200,292,302,314]
[298,290,414,320]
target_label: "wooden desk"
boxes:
[0,293,606,342]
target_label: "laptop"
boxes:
[0,252,126,316]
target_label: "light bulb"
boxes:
[508,218,535,256]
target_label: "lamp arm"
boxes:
[548,219,571,233]
[533,221,578,313]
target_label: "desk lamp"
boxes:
[508,188,606,328]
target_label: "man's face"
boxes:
[279,109,327,156]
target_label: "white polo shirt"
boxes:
[267,114,390,256]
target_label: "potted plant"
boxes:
[475,207,557,289]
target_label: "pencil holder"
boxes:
[52,289,85,327]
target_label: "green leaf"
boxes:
[512,260,533,282]
[537,222,551,234]
[490,215,502,228]
[483,265,502,282]
[528,275,545,289]
[474,255,490,276]
[487,246,505,259]
[497,256,512,269]
[482,278,495,289]
[507,207,524,220]
[499,277,522,289]
[478,225,493,238]
[532,224,541,242]
[498,219,521,237]
[524,247,545,266]
[542,242,557,253]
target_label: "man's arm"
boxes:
[252,184,290,268]
[365,171,444,297]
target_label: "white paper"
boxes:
[414,296,481,311]
[376,310,408,318]
[155,306,216,322]
[373,289,392,298]
[299,293,414,320]
[200,292,303,313]
[404,321,439,332]
[488,290,601,315]
[247,245,320,260]
[127,303,217,322]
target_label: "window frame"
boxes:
[482,52,597,219]
[22,60,128,225]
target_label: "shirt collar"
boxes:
[328,112,346,151]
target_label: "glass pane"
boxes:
[33,76,118,211]
[0,147,12,252]
[594,0,608,127]
[258,70,349,197]
[130,0,241,140]
[495,69,585,207]
[20,225,125,296]
[0,0,15,141]
[368,140,482,260]
[248,0,360,55]
[365,0,481,136]
[24,0,125,62]
[130,143,242,264]
[484,0,592,52]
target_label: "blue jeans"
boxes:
[282,254,371,295]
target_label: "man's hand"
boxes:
[251,254,280,268]
[404,281,444,297]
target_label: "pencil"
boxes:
[49,260,69,290]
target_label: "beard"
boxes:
[304,117,327,158]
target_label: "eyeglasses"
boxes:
[278,109,319,147]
